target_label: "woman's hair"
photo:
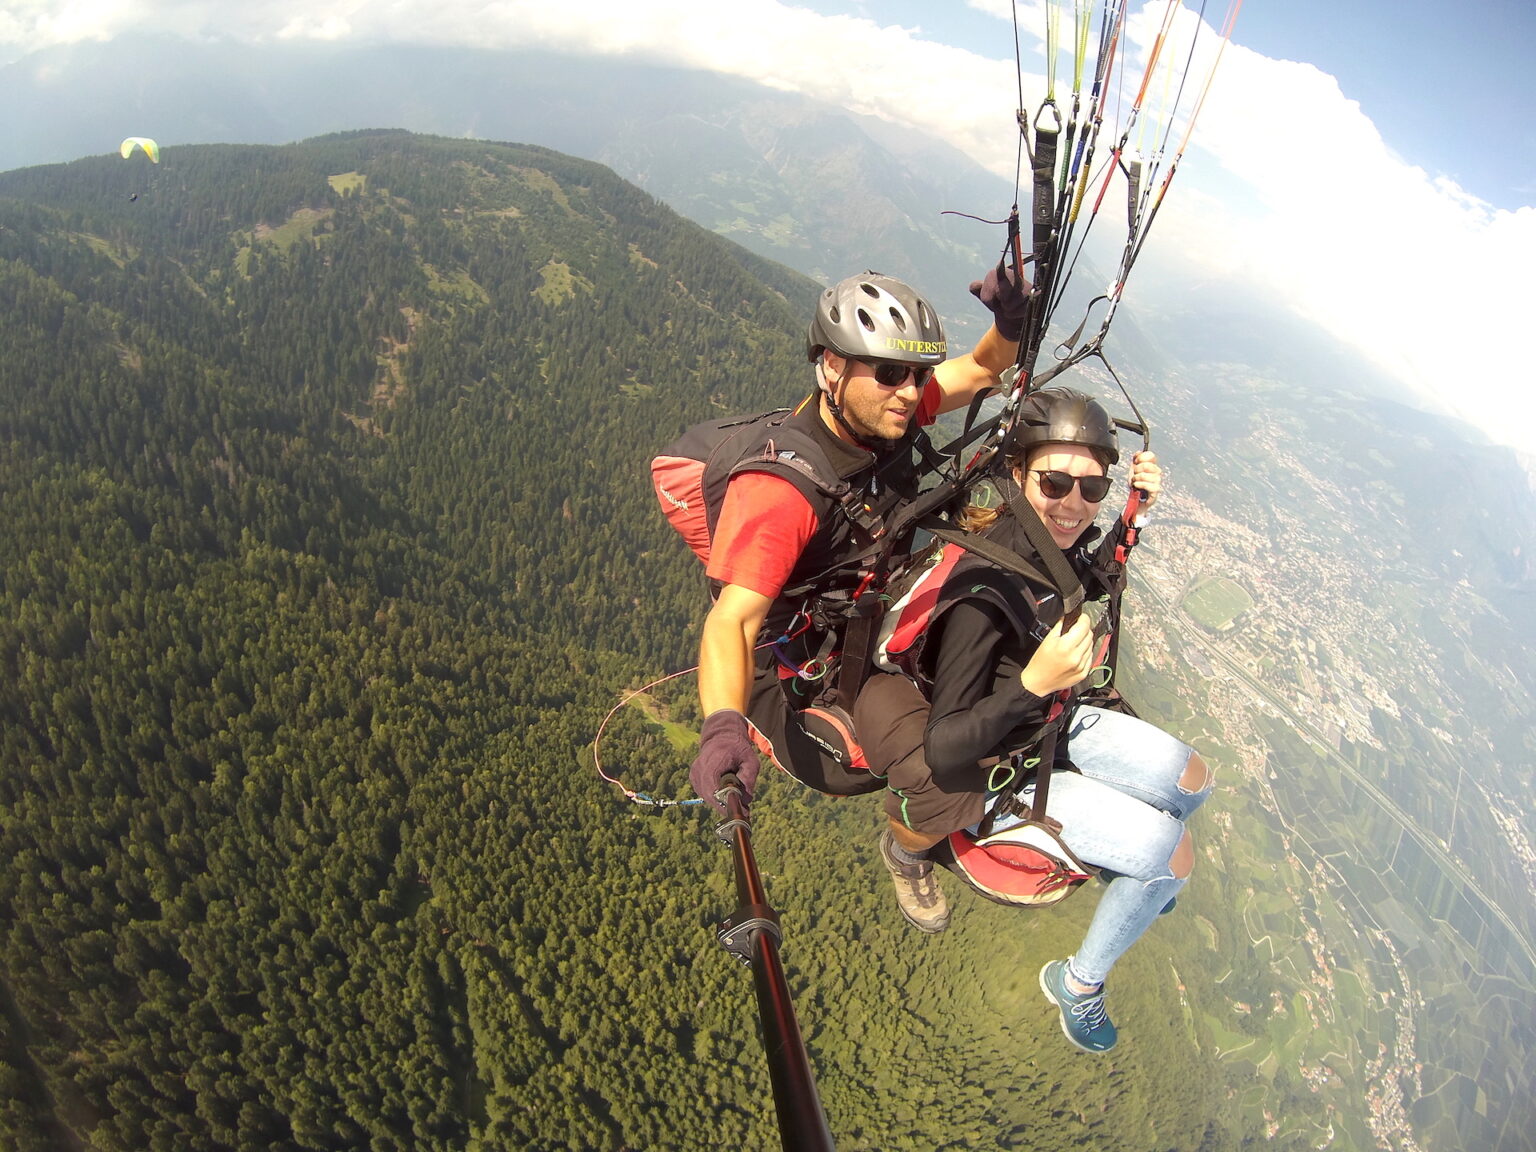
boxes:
[956,496,1006,535]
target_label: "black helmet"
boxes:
[806,273,946,366]
[1014,387,1119,465]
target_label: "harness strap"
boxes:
[833,609,880,711]
[1085,492,1143,692]
[975,701,1069,838]
[925,524,1055,589]
[996,471,1085,624]
[1028,695,1071,822]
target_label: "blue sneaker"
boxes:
[1039,959,1118,1053]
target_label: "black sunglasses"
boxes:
[863,360,935,389]
[1030,469,1113,503]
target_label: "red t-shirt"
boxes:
[706,383,944,599]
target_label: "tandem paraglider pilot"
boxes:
[662,265,1030,812]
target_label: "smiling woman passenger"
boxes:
[855,386,1214,1054]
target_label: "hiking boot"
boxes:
[879,828,950,934]
[1039,959,1118,1053]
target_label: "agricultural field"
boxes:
[1182,575,1254,631]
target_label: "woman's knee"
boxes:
[1178,750,1212,796]
[1169,828,1194,879]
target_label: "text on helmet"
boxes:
[884,338,947,356]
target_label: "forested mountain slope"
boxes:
[1,39,1010,334]
[1,131,1251,1150]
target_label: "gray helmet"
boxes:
[1015,387,1119,465]
[806,272,946,366]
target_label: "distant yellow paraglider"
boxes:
[119,137,160,163]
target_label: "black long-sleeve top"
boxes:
[921,511,1123,784]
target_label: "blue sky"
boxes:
[3,0,1532,452]
[1232,0,1536,211]
[1234,0,1536,210]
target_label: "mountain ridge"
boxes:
[1,38,1012,331]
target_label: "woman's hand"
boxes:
[1129,450,1161,510]
[1020,612,1096,697]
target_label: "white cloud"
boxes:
[1146,16,1534,449]
[1,0,137,48]
[4,0,1531,452]
[276,1,365,42]
[2,1,244,54]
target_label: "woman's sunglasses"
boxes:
[863,360,936,389]
[1030,469,1113,503]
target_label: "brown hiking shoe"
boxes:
[879,828,951,933]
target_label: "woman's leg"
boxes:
[1021,769,1191,984]
[1019,769,1193,1051]
[1065,705,1213,821]
[1071,840,1191,988]
[1056,706,1211,982]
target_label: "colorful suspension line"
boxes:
[999,0,1243,415]
[593,616,816,808]
[592,662,706,808]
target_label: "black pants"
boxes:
[853,671,991,834]
[744,656,885,797]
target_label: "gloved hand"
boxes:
[969,259,1033,342]
[689,709,759,815]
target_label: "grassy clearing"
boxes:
[233,207,332,275]
[626,692,697,754]
[328,171,366,196]
[1183,575,1254,631]
[259,208,330,252]
[424,264,488,304]
[511,165,575,214]
[68,231,130,266]
[534,260,587,306]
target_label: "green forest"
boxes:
[0,132,1298,1150]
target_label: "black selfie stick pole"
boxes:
[713,774,836,1152]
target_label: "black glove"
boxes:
[969,259,1032,342]
[689,709,759,814]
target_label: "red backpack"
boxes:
[652,409,829,566]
